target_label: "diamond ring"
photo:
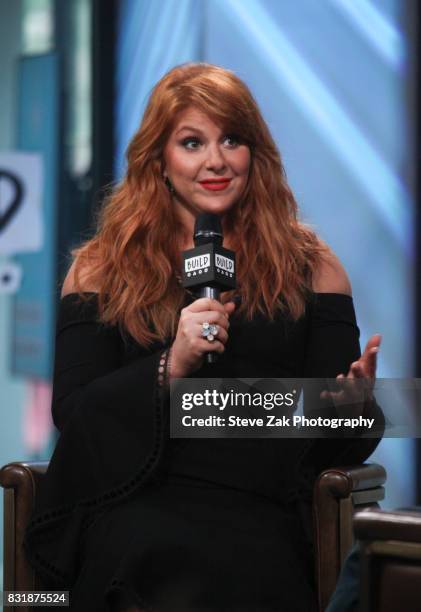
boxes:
[201,322,219,343]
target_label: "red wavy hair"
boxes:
[71,62,324,346]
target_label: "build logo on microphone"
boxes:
[215,254,234,277]
[184,253,210,277]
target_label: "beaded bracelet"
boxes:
[157,346,173,391]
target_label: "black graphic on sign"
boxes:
[0,170,24,232]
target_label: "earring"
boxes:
[164,176,175,194]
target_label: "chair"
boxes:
[354,506,421,612]
[0,462,49,598]
[313,463,386,611]
[1,460,386,612]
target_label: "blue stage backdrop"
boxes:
[115,0,414,509]
[13,53,59,380]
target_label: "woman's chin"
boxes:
[193,199,236,216]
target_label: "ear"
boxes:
[161,160,167,179]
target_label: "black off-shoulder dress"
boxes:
[23,291,384,612]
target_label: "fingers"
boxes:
[362,334,382,362]
[320,389,345,402]
[361,334,381,378]
[182,298,237,333]
[199,338,226,354]
[365,333,382,352]
[189,310,230,332]
[184,297,237,320]
[186,298,229,317]
[320,373,349,402]
[223,301,237,316]
[347,333,381,381]
[321,332,381,405]
[173,298,236,376]
[176,297,237,364]
[322,366,373,403]
[366,348,379,379]
[196,323,229,345]
[350,361,364,378]
[178,309,229,354]
[343,363,373,395]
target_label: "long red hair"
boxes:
[71,62,324,346]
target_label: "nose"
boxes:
[205,143,227,172]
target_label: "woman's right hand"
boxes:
[169,297,236,379]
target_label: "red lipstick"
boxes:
[199,178,232,191]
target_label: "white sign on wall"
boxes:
[0,261,22,294]
[0,152,43,255]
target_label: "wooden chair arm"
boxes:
[0,460,49,601]
[316,463,386,503]
[354,507,421,544]
[313,462,386,612]
[354,507,421,612]
[0,461,49,492]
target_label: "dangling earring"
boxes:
[164,176,175,194]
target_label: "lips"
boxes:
[199,178,232,191]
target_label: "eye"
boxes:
[181,137,201,150]
[223,134,241,147]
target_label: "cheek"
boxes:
[234,150,251,177]
[168,153,198,179]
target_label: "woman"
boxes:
[23,62,384,612]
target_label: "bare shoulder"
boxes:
[61,258,99,297]
[312,241,352,296]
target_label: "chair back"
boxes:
[354,507,421,612]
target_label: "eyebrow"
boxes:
[175,126,205,135]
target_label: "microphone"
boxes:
[181,213,236,364]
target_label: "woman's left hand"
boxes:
[320,334,382,414]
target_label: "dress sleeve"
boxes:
[301,292,385,472]
[23,294,171,588]
[51,294,169,432]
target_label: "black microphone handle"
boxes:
[197,286,221,364]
